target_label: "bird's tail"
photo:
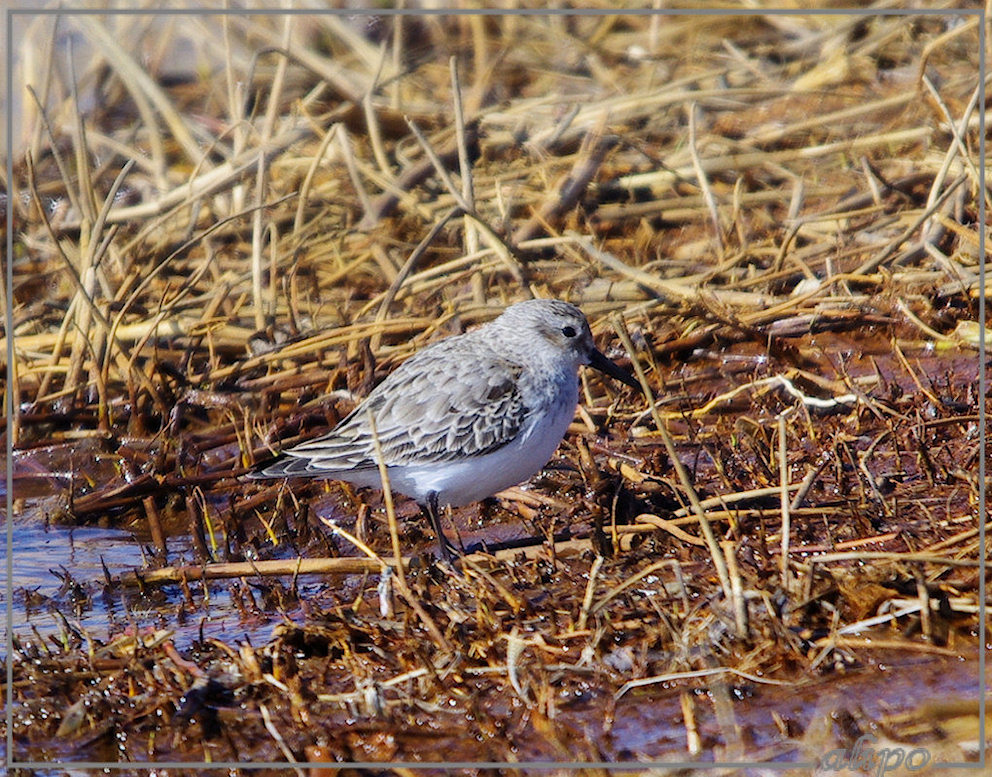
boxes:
[246,455,313,479]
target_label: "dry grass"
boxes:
[4,5,987,767]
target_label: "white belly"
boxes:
[380,390,578,507]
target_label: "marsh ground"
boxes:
[3,5,988,771]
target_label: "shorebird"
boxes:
[249,298,638,561]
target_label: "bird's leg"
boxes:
[423,491,460,563]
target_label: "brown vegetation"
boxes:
[4,5,987,770]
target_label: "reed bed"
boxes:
[4,5,987,768]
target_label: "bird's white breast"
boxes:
[382,376,579,507]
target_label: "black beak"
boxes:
[588,347,639,389]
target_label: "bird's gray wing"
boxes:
[264,340,528,475]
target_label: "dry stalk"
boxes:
[450,56,479,259]
[721,539,747,639]
[680,690,701,756]
[615,665,790,700]
[510,131,617,246]
[404,115,526,286]
[366,408,451,654]
[371,207,463,353]
[74,16,198,170]
[612,312,732,600]
[575,554,604,632]
[778,410,794,590]
[121,533,594,587]
[686,102,724,256]
[362,44,394,182]
[853,174,968,276]
[336,124,375,222]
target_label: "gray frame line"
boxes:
[4,7,12,770]
[4,4,986,771]
[977,6,987,773]
[1,6,983,15]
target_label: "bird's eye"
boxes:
[561,325,577,338]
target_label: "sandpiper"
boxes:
[249,298,638,561]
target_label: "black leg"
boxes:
[423,491,460,563]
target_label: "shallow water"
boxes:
[4,506,282,659]
[7,522,137,602]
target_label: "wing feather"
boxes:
[265,337,528,476]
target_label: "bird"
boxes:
[248,298,638,562]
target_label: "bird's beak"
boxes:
[588,347,639,389]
